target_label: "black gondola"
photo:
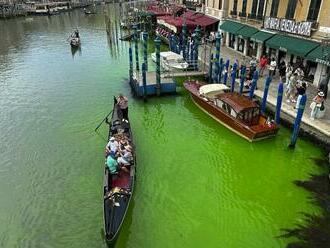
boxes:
[103,98,136,245]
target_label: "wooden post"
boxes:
[133,25,139,71]
[182,24,187,60]
[275,82,284,124]
[261,76,272,114]
[129,46,133,83]
[209,53,213,83]
[230,63,237,92]
[223,59,230,85]
[215,32,221,83]
[289,94,307,148]
[142,63,147,101]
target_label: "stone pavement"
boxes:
[199,43,330,146]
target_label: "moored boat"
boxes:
[151,51,189,71]
[103,98,136,245]
[69,29,80,48]
[184,81,279,142]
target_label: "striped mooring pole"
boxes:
[275,82,284,125]
[209,53,213,83]
[155,36,161,96]
[133,25,139,71]
[215,32,221,83]
[230,62,237,92]
[239,66,246,95]
[143,32,148,71]
[128,46,133,83]
[249,70,259,99]
[142,62,147,101]
[261,76,272,114]
[182,24,187,60]
[223,59,230,85]
[289,94,307,148]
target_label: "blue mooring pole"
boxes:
[133,25,139,71]
[155,36,161,96]
[249,70,259,99]
[275,82,284,125]
[223,59,230,85]
[230,62,237,92]
[261,76,272,114]
[194,27,201,71]
[129,46,133,83]
[142,62,147,101]
[239,66,246,95]
[143,32,148,71]
[218,58,223,83]
[209,53,213,83]
[289,94,307,148]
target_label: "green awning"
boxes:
[219,20,245,34]
[250,31,275,43]
[306,46,330,65]
[236,26,258,38]
[265,34,319,57]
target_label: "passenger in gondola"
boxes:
[105,136,119,158]
[117,145,133,173]
[117,94,129,123]
[106,155,118,175]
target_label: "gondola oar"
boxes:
[95,110,113,132]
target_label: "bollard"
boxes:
[239,66,246,95]
[249,70,259,99]
[209,53,213,83]
[129,47,133,83]
[261,76,272,114]
[289,94,307,148]
[275,82,284,124]
[182,24,187,60]
[143,32,148,71]
[142,63,147,101]
[154,36,161,96]
[133,25,139,71]
[215,32,221,84]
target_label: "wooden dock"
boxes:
[162,70,207,78]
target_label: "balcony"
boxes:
[239,12,246,17]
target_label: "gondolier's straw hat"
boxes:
[318,91,325,97]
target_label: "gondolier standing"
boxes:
[117,94,129,122]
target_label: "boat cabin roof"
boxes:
[216,92,258,113]
[199,84,229,99]
[159,51,183,60]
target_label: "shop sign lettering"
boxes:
[264,17,312,37]
[315,58,330,66]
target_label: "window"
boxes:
[250,0,258,17]
[231,0,238,15]
[257,0,265,19]
[237,38,245,53]
[229,33,235,48]
[270,0,280,17]
[239,0,247,17]
[285,0,298,19]
[307,0,322,21]
[218,0,222,10]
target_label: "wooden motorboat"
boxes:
[184,81,279,142]
[151,51,189,71]
[103,98,136,245]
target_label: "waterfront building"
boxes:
[219,0,330,89]
[204,0,229,26]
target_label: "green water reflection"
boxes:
[0,4,324,248]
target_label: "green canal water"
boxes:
[0,4,325,248]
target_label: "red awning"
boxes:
[184,10,219,30]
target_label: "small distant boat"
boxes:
[119,33,134,41]
[151,51,189,71]
[69,30,80,48]
[184,81,279,142]
[84,7,96,15]
[103,98,136,245]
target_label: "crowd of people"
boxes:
[233,53,327,121]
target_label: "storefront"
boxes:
[250,31,275,59]
[306,46,330,87]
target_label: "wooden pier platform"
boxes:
[130,71,176,97]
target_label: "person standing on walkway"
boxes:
[278,60,286,81]
[285,62,293,84]
[259,55,268,77]
[268,58,277,77]
[318,75,328,99]
[294,81,307,110]
[117,94,129,122]
[310,91,325,120]
[286,73,298,103]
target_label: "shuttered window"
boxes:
[307,0,322,21]
[285,0,297,19]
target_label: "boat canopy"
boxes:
[216,92,258,113]
[199,84,229,98]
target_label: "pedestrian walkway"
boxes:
[199,43,330,145]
